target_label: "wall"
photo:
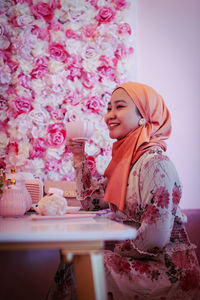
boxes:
[136,0,200,208]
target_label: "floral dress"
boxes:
[47,148,200,300]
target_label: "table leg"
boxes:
[61,241,107,300]
[73,252,106,300]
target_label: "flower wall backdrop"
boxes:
[0,0,136,182]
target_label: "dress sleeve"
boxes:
[74,158,109,211]
[132,155,182,256]
[115,154,182,258]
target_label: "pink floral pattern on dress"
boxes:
[154,186,170,209]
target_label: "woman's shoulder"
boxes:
[137,147,179,178]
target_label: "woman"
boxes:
[48,82,200,300]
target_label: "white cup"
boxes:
[65,120,94,141]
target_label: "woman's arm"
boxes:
[133,155,182,255]
[115,154,182,258]
[67,138,108,211]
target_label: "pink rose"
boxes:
[86,156,97,176]
[67,65,82,81]
[18,73,31,89]
[65,91,82,106]
[46,106,66,121]
[49,0,61,9]
[7,59,19,73]
[47,123,66,148]
[99,55,117,68]
[31,25,50,41]
[13,96,33,115]
[48,21,63,31]
[113,0,129,11]
[29,138,47,159]
[6,86,17,96]
[49,42,69,62]
[34,56,49,67]
[97,65,115,80]
[118,23,131,35]
[0,158,6,169]
[95,6,115,23]
[83,24,97,38]
[31,2,54,22]
[83,96,101,113]
[115,45,134,59]
[86,0,98,9]
[81,72,99,89]
[45,159,61,172]
[65,29,82,40]
[30,65,49,79]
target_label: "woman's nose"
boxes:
[107,109,116,119]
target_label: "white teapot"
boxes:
[0,169,32,217]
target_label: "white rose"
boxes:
[19,59,33,73]
[0,36,10,50]
[96,155,111,175]
[0,132,9,148]
[63,105,83,122]
[82,58,100,73]
[16,86,32,98]
[29,108,50,125]
[66,39,83,56]
[48,61,65,74]
[0,65,11,85]
[17,117,32,139]
[31,79,46,95]
[51,30,66,43]
[32,158,45,171]
[0,110,7,122]
[47,171,62,181]
[60,160,74,176]
[100,78,117,91]
[16,15,34,27]
[85,143,100,157]
[31,125,47,139]
[46,147,65,160]
[0,147,6,157]
[18,141,31,158]
[31,40,48,57]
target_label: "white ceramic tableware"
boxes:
[65,120,93,140]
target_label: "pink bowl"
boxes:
[65,120,93,140]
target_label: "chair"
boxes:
[44,181,80,207]
[25,179,43,204]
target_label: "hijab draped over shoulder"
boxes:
[104,82,171,211]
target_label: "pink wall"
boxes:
[136,0,200,208]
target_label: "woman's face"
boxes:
[104,88,141,140]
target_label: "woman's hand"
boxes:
[66,138,86,165]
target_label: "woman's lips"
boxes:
[107,123,120,130]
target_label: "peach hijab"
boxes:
[104,82,171,211]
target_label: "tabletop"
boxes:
[0,213,137,300]
[0,214,137,243]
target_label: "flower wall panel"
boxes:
[0,0,136,181]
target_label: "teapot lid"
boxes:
[6,168,25,181]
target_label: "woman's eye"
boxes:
[116,105,124,109]
[107,107,112,111]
